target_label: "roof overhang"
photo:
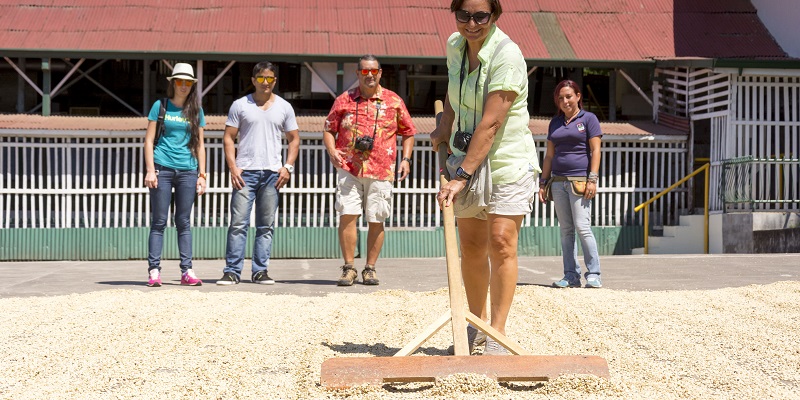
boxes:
[654,57,800,70]
[1,47,658,70]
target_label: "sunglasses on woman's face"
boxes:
[174,79,194,87]
[455,10,492,25]
[254,76,276,84]
[359,69,381,76]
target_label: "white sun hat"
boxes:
[167,63,197,81]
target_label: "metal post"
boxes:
[216,66,224,114]
[16,57,25,113]
[643,205,649,254]
[609,69,617,121]
[399,66,408,103]
[197,60,204,104]
[704,165,709,254]
[336,62,344,95]
[143,60,151,114]
[42,58,51,116]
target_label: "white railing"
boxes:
[1,130,687,229]
[727,75,800,212]
[655,68,799,213]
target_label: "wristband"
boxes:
[402,157,412,165]
[197,172,207,179]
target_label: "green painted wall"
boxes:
[0,226,643,261]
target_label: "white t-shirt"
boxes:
[226,94,299,170]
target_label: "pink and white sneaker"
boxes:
[147,269,162,287]
[181,269,203,286]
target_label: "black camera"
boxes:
[453,130,473,152]
[354,136,374,151]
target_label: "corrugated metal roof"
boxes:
[538,0,591,13]
[0,114,686,137]
[531,12,575,59]
[0,0,789,62]
[498,12,549,59]
[561,14,643,61]
[672,13,785,58]
[618,13,675,59]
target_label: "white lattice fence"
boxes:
[728,75,800,211]
[655,67,730,119]
[1,131,687,229]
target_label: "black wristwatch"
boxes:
[402,157,412,165]
[455,167,472,180]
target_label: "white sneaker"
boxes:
[585,277,603,288]
[483,337,511,356]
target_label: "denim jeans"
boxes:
[224,170,280,277]
[551,180,601,283]
[148,164,197,273]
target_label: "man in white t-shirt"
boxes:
[216,62,300,286]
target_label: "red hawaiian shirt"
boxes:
[324,86,416,181]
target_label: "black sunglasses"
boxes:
[455,10,492,25]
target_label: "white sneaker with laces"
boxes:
[483,337,511,356]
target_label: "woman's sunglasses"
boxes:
[174,79,194,87]
[359,69,381,76]
[255,76,276,84]
[455,10,492,25]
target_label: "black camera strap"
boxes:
[353,97,381,141]
[457,45,481,134]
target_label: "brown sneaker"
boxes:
[361,266,379,285]
[337,265,358,286]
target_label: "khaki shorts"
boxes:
[335,169,393,223]
[456,168,538,220]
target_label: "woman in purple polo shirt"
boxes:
[538,79,603,289]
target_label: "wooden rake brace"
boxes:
[320,100,609,389]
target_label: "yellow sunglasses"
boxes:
[255,76,276,84]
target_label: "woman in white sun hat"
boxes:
[143,62,207,287]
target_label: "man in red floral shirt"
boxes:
[323,54,416,286]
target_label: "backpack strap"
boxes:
[154,98,167,145]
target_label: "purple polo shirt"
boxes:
[547,110,603,177]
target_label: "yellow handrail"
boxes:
[634,163,710,254]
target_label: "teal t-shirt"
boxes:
[147,99,206,171]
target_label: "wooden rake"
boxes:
[320,100,609,389]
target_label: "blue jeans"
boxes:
[551,180,601,283]
[224,170,280,277]
[148,164,197,273]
